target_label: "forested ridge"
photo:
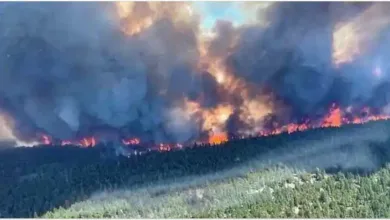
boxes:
[1,120,390,218]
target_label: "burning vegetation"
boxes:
[36,104,390,150]
[0,2,390,150]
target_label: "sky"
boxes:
[192,2,246,30]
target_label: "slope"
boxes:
[1,120,390,217]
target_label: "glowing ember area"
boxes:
[41,135,51,145]
[158,143,183,152]
[208,132,228,145]
[80,137,96,147]
[38,104,390,152]
[321,104,342,128]
[122,138,141,145]
[44,137,97,148]
[259,104,390,137]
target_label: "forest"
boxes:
[1,120,390,218]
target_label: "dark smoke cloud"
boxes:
[227,2,390,118]
[0,2,206,144]
[1,2,390,145]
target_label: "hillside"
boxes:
[1,120,390,218]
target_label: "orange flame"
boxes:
[321,104,342,128]
[59,137,96,147]
[80,137,96,148]
[208,132,228,145]
[40,103,390,151]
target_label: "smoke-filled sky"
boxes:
[1,2,390,147]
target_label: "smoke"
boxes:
[226,2,390,116]
[0,2,204,144]
[0,2,390,146]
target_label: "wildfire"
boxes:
[239,98,274,135]
[259,104,390,137]
[321,104,342,128]
[195,14,274,140]
[113,1,274,149]
[201,104,234,134]
[41,135,52,145]
[79,137,96,147]
[122,138,141,145]
[38,103,390,152]
[41,136,96,148]
[10,2,390,153]
[208,132,228,145]
[115,2,195,36]
[158,143,183,152]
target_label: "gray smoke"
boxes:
[0,2,205,144]
[1,2,390,145]
[227,2,390,117]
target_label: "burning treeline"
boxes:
[0,2,390,149]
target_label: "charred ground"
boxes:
[1,120,390,217]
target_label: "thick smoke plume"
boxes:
[0,2,390,147]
